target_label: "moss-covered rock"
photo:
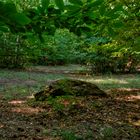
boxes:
[34,79,107,101]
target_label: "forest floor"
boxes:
[0,65,140,140]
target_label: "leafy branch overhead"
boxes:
[0,0,126,37]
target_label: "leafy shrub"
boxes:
[0,33,28,68]
[86,39,140,73]
[0,29,87,68]
[0,33,40,69]
[36,29,87,65]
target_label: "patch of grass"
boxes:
[60,130,82,140]
[0,67,140,100]
[1,86,30,100]
[0,69,67,81]
[85,74,140,89]
[99,126,114,140]
[92,101,103,109]
[0,69,69,100]
[32,64,88,72]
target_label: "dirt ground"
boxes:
[0,89,140,140]
[0,66,140,140]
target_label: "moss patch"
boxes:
[34,79,107,101]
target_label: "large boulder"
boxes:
[34,79,107,101]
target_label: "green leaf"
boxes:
[0,22,5,26]
[0,26,9,32]
[112,4,123,13]
[24,32,34,39]
[113,21,124,28]
[88,0,104,8]
[107,27,116,37]
[134,37,140,46]
[41,0,50,9]
[99,4,105,16]
[55,0,64,11]
[106,4,123,19]
[87,11,99,20]
[66,5,81,16]
[66,5,81,11]
[106,12,120,19]
[0,2,17,16]
[12,13,31,25]
[68,0,83,6]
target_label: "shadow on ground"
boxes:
[0,89,140,140]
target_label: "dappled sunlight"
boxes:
[0,123,4,128]
[11,106,44,114]
[27,95,34,99]
[9,100,45,115]
[8,100,26,105]
[117,88,140,92]
[128,113,140,126]
[88,78,129,84]
[116,95,140,102]
[109,88,140,101]
[126,95,140,101]
[131,120,140,126]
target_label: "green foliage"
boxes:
[85,38,140,73]
[68,0,83,6]
[12,13,31,25]
[0,0,139,73]
[47,97,65,112]
[46,94,77,113]
[0,33,40,68]
[0,0,125,37]
[100,126,114,140]
[55,0,64,10]
[41,0,50,11]
[115,0,140,50]
[60,130,81,140]
[0,33,27,68]
[0,1,31,33]
[36,29,86,65]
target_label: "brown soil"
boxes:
[0,88,140,140]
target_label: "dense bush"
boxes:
[86,42,140,73]
[36,29,87,65]
[0,31,139,73]
[0,33,39,69]
[0,34,27,68]
[0,29,87,68]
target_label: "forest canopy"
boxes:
[0,0,140,73]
